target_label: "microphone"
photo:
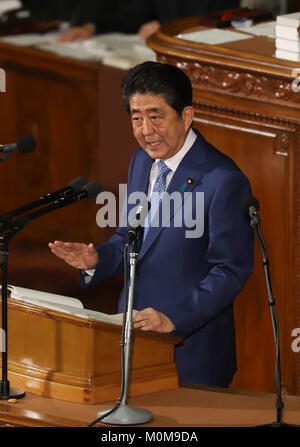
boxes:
[242,195,260,226]
[0,136,36,161]
[125,200,150,244]
[77,180,104,200]
[0,176,89,225]
[0,180,103,235]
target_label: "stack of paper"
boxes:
[0,1,21,16]
[275,12,300,62]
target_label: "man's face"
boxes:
[129,93,194,161]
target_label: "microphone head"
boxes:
[68,177,89,193]
[81,181,103,199]
[242,195,260,216]
[17,136,36,154]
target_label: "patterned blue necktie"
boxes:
[143,160,172,241]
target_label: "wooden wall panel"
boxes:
[0,61,99,244]
[192,112,294,392]
[0,43,137,314]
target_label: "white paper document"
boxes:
[0,32,59,47]
[8,284,84,308]
[0,31,156,67]
[177,28,254,45]
[6,285,132,325]
[277,12,300,27]
[239,21,276,38]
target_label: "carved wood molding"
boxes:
[193,100,300,129]
[159,55,300,107]
[193,103,298,157]
[274,132,289,156]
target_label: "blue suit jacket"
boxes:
[80,130,254,386]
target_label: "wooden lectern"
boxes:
[0,297,180,404]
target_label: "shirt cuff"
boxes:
[82,269,96,285]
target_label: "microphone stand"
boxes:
[94,236,152,425]
[0,184,101,401]
[0,229,25,400]
[250,209,297,427]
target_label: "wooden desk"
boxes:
[0,384,300,427]
[0,297,179,404]
[147,19,300,396]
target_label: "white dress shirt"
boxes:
[147,128,197,197]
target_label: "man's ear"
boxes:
[182,106,194,131]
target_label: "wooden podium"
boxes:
[0,297,180,404]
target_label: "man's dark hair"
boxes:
[121,61,193,116]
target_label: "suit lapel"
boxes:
[132,150,154,196]
[138,134,208,261]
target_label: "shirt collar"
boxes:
[155,128,197,173]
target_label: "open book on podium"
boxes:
[0,286,180,404]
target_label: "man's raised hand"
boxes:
[48,241,99,270]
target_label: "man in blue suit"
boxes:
[49,62,253,387]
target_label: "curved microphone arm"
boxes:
[244,195,292,427]
[252,219,283,425]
